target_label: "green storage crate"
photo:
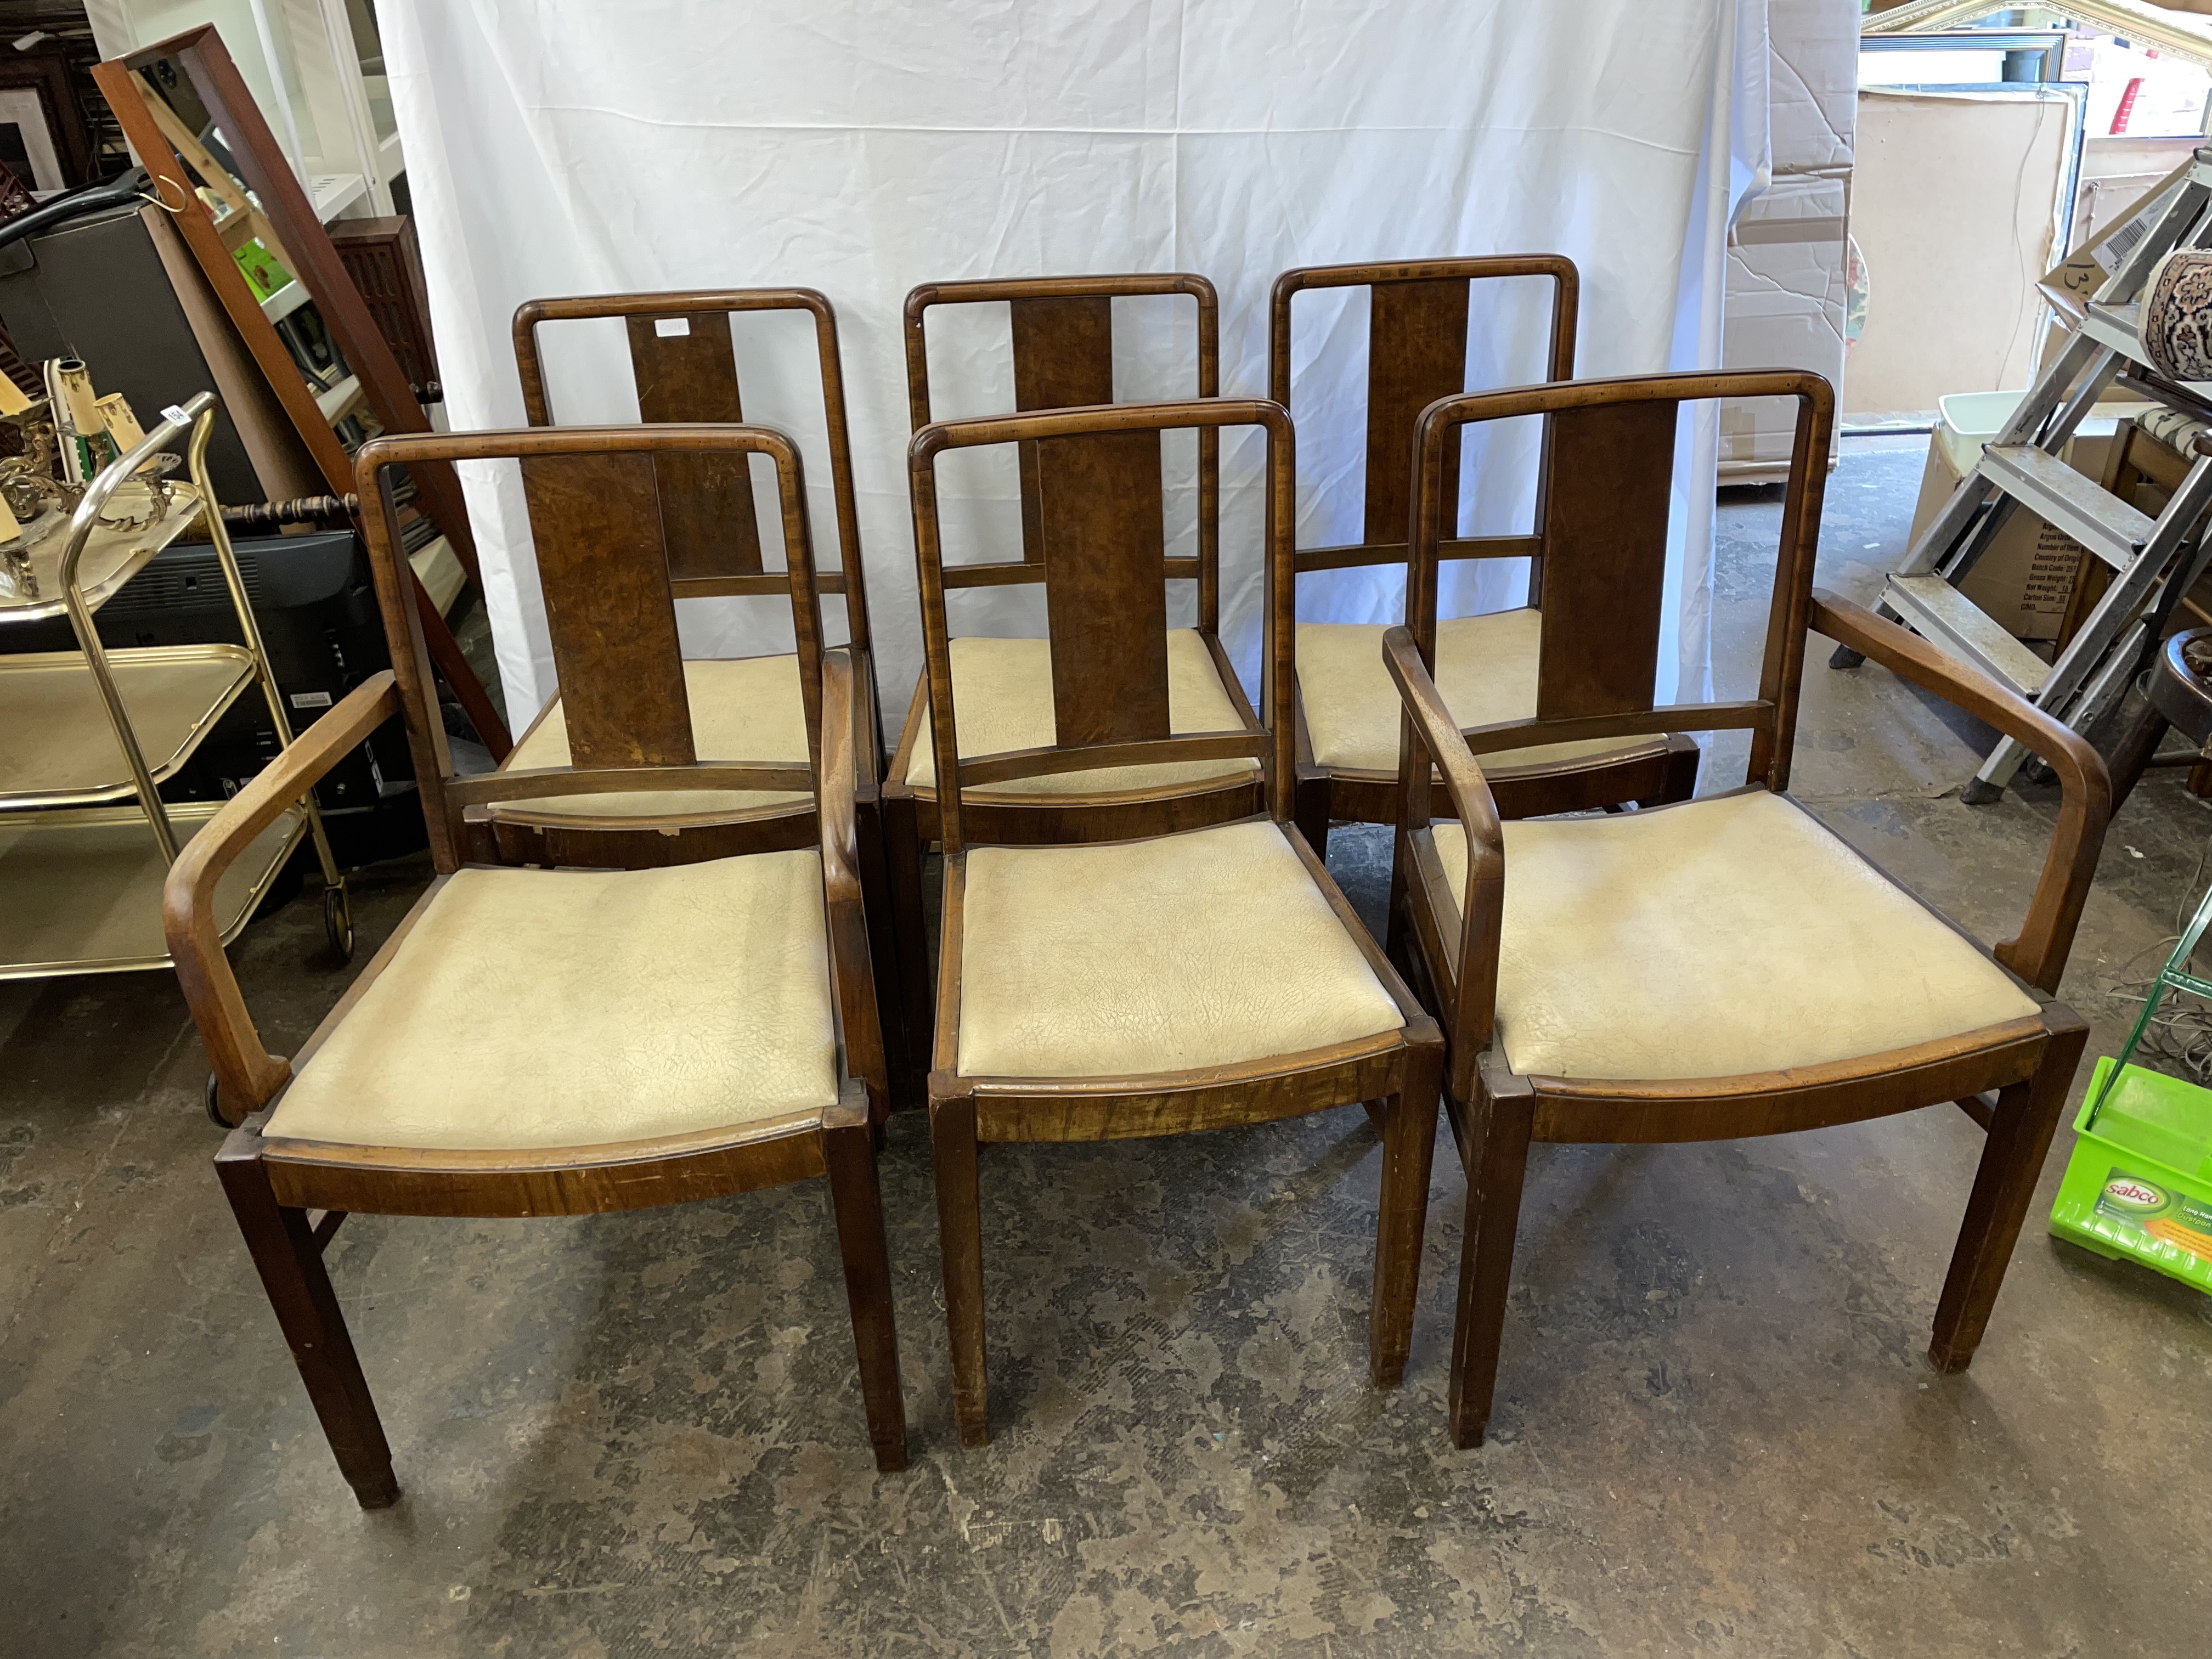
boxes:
[2050,1058,2212,1294]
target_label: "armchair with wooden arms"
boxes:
[1269,257,1700,857]
[882,274,1265,1086]
[163,424,907,1506]
[910,394,1444,1449]
[1384,370,2107,1449]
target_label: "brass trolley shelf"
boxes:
[0,392,351,985]
[0,800,306,979]
[0,478,206,622]
[0,645,259,809]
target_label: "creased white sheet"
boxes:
[383,0,1769,727]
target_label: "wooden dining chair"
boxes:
[910,394,1446,1447]
[1270,257,1700,856]
[510,289,910,1086]
[1383,370,2105,1449]
[883,274,1262,1087]
[163,424,907,1505]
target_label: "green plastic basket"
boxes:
[2050,1058,2212,1294]
[2049,867,2212,1293]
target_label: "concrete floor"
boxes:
[4,437,2211,1656]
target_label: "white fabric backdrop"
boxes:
[383,0,1770,730]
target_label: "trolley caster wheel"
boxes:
[323,880,354,964]
[1829,644,1865,670]
[1961,777,2005,806]
[205,1071,230,1128]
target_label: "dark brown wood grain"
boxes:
[883,280,1241,1082]
[907,391,1444,1448]
[1013,295,1116,566]
[509,287,909,1094]
[1039,428,1171,744]
[162,424,909,1495]
[1364,278,1470,547]
[626,310,765,579]
[1381,366,2109,1452]
[1266,255,1680,846]
[1533,398,1677,720]
[520,450,695,767]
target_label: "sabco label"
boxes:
[2101,1175,2170,1213]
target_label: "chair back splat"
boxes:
[904,274,1221,627]
[354,424,827,874]
[906,397,1296,856]
[1405,370,1833,799]
[514,289,873,661]
[1270,256,1577,579]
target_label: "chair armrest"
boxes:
[1810,590,2111,992]
[163,673,401,1118]
[818,650,888,1105]
[1383,627,1506,1066]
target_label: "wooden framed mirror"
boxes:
[93,26,509,755]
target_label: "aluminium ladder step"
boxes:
[1980,443,2153,572]
[2080,300,2142,360]
[1885,573,2051,697]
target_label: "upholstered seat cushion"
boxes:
[264,852,839,1150]
[494,654,812,823]
[956,818,1403,1077]
[900,630,1259,798]
[1429,791,2039,1081]
[1297,609,1666,774]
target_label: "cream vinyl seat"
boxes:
[494,654,813,823]
[1430,789,2039,1081]
[265,851,839,1151]
[899,631,1258,799]
[1298,610,1667,775]
[956,818,1404,1077]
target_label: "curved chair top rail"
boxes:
[354,423,829,875]
[906,396,1294,852]
[510,285,869,649]
[1268,254,1580,575]
[901,270,1225,620]
[902,269,1222,428]
[1407,368,1835,796]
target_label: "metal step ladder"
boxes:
[1840,144,2212,804]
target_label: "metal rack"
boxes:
[0,391,351,979]
[1840,144,2212,802]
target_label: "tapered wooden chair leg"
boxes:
[1369,1076,1440,1389]
[823,1116,909,1471]
[215,1141,398,1509]
[854,798,914,1109]
[930,1095,990,1447]
[1293,775,1331,863]
[1447,1092,1534,1449]
[1928,1016,2086,1373]
[884,793,935,1103]
[1384,845,1412,969]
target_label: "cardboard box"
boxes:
[1910,391,2143,640]
[1767,0,1858,174]
[1719,0,1857,478]
[1849,86,2079,420]
[1721,175,1849,476]
[2039,154,2194,321]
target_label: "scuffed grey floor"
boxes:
[4,437,2210,1655]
